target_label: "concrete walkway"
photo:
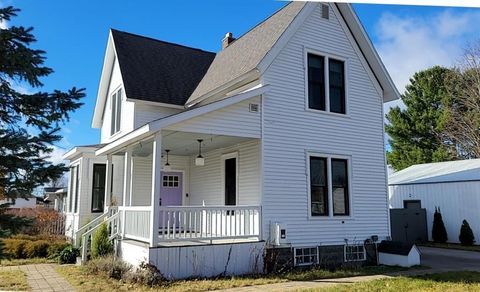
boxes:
[0,264,74,292]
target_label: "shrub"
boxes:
[432,207,448,243]
[47,241,70,258]
[91,223,113,258]
[58,245,80,264]
[2,235,70,259]
[459,219,475,246]
[86,256,132,279]
[124,262,166,287]
[3,239,28,258]
[25,240,49,258]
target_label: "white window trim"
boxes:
[294,246,319,266]
[306,151,353,220]
[304,47,350,117]
[110,86,123,137]
[67,160,81,215]
[221,152,239,206]
[344,244,366,262]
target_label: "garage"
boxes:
[388,159,480,244]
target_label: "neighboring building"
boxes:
[44,187,68,212]
[0,196,37,209]
[389,159,480,244]
[62,2,398,278]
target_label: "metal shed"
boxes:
[388,159,480,244]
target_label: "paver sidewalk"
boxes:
[0,264,75,292]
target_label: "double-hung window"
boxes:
[309,155,350,217]
[110,88,122,135]
[307,53,346,114]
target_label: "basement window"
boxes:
[294,247,319,266]
[344,245,366,262]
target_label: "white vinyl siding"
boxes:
[166,96,261,138]
[189,140,261,206]
[100,59,134,143]
[261,3,389,246]
[133,103,183,129]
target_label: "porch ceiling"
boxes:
[162,130,254,156]
[123,131,256,158]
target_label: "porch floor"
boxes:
[119,237,261,248]
[156,237,260,247]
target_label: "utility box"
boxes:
[270,222,287,245]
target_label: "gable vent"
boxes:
[249,103,259,113]
[321,4,329,19]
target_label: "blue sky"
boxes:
[2,0,480,162]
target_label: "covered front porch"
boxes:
[105,130,262,247]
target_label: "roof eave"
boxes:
[185,69,260,108]
[92,31,116,129]
[336,3,400,102]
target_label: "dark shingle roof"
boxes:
[111,29,215,105]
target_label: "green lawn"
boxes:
[57,264,416,292]
[0,270,29,291]
[317,271,480,291]
[419,242,480,252]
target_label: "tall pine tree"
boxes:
[0,7,84,232]
[386,66,456,171]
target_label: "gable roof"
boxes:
[186,2,400,106]
[186,2,307,105]
[111,29,215,105]
[389,159,480,185]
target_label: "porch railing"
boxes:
[159,205,261,242]
[118,206,151,242]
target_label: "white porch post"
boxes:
[105,154,112,210]
[149,132,162,247]
[121,148,132,238]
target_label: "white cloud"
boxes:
[375,9,480,116]
[46,145,67,165]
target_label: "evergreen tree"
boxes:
[459,219,475,246]
[386,66,456,171]
[0,7,84,207]
[0,6,84,243]
[432,207,448,243]
[91,223,113,258]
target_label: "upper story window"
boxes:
[307,53,346,114]
[309,155,350,217]
[110,88,122,135]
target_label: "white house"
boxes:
[389,159,480,244]
[62,2,398,278]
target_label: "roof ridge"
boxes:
[110,28,215,55]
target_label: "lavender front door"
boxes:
[160,171,183,231]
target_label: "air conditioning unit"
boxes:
[270,222,287,246]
